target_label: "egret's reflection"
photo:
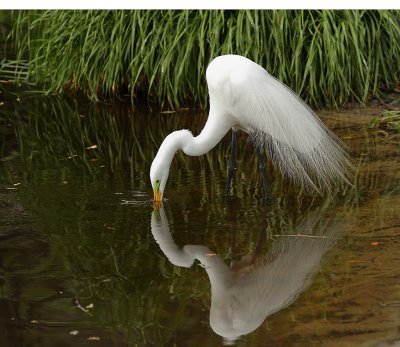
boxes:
[151,204,342,345]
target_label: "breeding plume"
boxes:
[150,55,354,201]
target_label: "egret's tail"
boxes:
[250,126,355,193]
[238,70,355,193]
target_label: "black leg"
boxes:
[254,202,268,256]
[225,200,237,262]
[224,129,237,197]
[255,145,269,199]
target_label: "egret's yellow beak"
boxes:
[153,180,162,202]
[153,189,162,202]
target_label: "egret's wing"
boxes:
[229,67,354,192]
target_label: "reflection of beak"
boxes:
[153,189,162,202]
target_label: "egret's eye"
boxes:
[156,179,160,184]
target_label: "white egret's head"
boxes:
[150,159,170,203]
[150,129,193,203]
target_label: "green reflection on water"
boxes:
[0,91,399,346]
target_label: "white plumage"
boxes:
[150,55,354,200]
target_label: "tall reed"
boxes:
[8,10,400,108]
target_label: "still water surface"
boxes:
[0,92,399,346]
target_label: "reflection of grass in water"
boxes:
[3,93,396,219]
[2,95,399,345]
[2,93,320,201]
[10,96,156,171]
[8,10,400,108]
[3,93,392,217]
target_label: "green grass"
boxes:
[7,10,400,108]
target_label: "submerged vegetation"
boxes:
[370,110,400,133]
[6,10,400,108]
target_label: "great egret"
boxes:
[150,55,354,202]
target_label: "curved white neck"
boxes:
[155,111,233,168]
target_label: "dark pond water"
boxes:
[0,90,399,347]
